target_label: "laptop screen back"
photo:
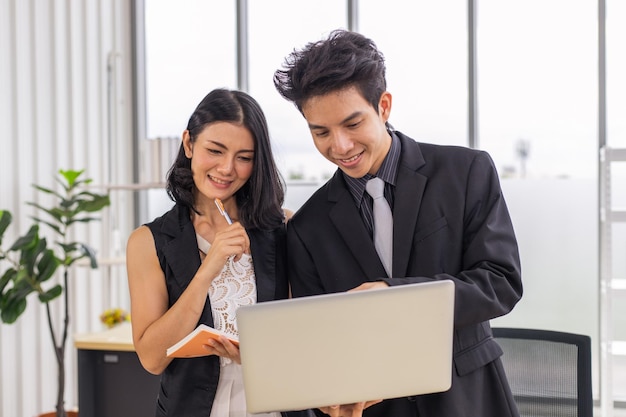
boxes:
[236,280,455,413]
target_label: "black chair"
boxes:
[492,327,593,417]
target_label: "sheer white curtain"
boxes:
[0,1,135,416]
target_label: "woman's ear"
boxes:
[182,130,193,158]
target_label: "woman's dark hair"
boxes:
[273,29,387,113]
[166,88,285,230]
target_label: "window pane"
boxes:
[248,0,346,183]
[477,0,597,179]
[144,0,237,139]
[478,0,600,399]
[360,0,468,147]
[607,0,626,148]
[607,0,626,395]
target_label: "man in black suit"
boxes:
[274,29,523,417]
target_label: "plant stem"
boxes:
[45,270,69,417]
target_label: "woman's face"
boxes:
[183,121,255,203]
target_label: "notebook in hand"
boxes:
[166,324,239,358]
[236,280,455,413]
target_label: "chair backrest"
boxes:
[492,327,593,417]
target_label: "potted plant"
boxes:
[0,169,110,417]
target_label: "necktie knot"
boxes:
[366,177,385,199]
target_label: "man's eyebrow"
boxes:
[308,111,363,130]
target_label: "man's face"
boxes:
[301,86,392,179]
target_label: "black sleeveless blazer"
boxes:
[146,203,289,417]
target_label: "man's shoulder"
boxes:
[289,177,341,228]
[400,136,490,167]
[396,130,482,155]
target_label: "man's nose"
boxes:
[331,131,354,154]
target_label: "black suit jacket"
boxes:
[287,131,523,417]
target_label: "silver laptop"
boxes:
[236,280,455,413]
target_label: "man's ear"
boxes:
[379,91,392,122]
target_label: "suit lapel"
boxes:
[393,134,427,277]
[160,205,203,292]
[249,228,277,303]
[328,172,388,279]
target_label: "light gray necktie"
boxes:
[365,177,393,277]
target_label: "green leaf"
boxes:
[11,272,37,296]
[82,244,98,268]
[28,203,65,224]
[0,210,12,239]
[37,249,60,282]
[30,217,63,235]
[0,269,17,294]
[59,169,84,188]
[68,178,92,189]
[13,268,29,285]
[20,236,46,276]
[9,225,39,251]
[38,285,63,303]
[57,241,79,253]
[66,216,100,227]
[64,245,97,268]
[0,296,27,324]
[31,184,64,200]
[78,195,111,213]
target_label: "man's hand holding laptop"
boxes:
[319,400,383,417]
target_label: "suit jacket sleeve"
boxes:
[383,150,522,327]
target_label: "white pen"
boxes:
[214,198,233,224]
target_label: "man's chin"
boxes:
[337,166,368,179]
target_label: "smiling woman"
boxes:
[125,88,306,417]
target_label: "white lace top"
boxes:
[196,234,256,347]
[197,234,280,417]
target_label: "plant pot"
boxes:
[38,412,78,417]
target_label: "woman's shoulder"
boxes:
[126,225,155,256]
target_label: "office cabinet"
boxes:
[75,324,160,417]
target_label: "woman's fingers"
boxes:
[204,336,241,364]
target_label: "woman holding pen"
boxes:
[126,88,301,417]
